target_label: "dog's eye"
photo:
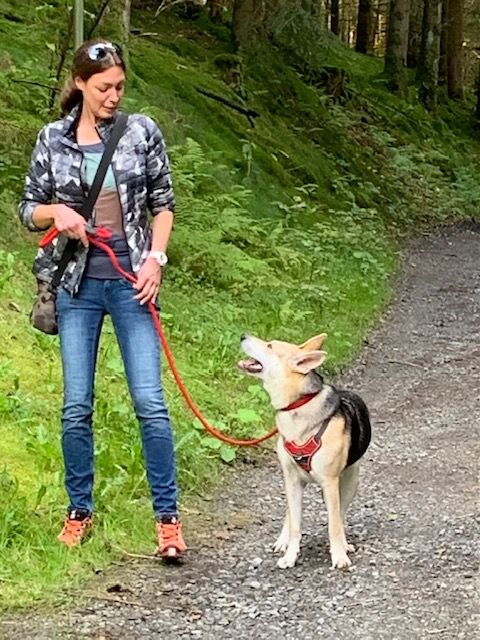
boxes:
[267,343,273,349]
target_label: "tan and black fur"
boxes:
[238,333,371,569]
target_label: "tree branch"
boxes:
[49,6,74,112]
[155,0,189,17]
[86,0,111,39]
[12,79,56,90]
[195,87,260,126]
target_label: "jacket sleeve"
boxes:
[18,127,53,231]
[144,117,176,215]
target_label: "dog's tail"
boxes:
[338,390,372,467]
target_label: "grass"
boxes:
[0,1,479,613]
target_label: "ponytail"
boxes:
[59,77,83,116]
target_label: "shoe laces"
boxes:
[158,520,181,544]
[61,515,90,542]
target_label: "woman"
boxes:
[18,38,186,559]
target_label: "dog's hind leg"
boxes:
[339,462,360,554]
[323,475,351,569]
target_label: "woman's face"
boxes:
[76,65,125,121]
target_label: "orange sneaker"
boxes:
[58,510,93,548]
[156,516,187,560]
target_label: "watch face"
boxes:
[152,251,168,266]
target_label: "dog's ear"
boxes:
[299,333,327,351]
[288,350,327,374]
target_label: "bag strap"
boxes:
[78,112,128,220]
[51,112,128,288]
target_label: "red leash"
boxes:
[40,226,278,447]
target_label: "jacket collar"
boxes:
[61,104,118,146]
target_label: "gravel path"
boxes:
[2,223,479,640]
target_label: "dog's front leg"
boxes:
[273,513,289,554]
[322,475,351,569]
[277,459,305,569]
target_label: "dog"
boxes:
[238,333,371,569]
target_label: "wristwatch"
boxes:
[149,250,168,267]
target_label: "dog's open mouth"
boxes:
[238,358,263,374]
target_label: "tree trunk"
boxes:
[372,0,384,54]
[407,0,423,68]
[233,0,325,54]
[103,0,131,64]
[325,0,331,29]
[123,0,131,44]
[209,0,227,23]
[417,0,442,111]
[438,0,448,85]
[356,0,374,53]
[384,0,410,95]
[331,0,340,35]
[446,0,464,99]
[476,62,480,119]
[232,0,268,47]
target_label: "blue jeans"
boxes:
[56,277,178,519]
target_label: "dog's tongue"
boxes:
[238,358,263,373]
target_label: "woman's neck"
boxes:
[76,107,101,145]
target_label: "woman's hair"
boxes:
[60,37,126,116]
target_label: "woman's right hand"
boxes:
[53,204,89,247]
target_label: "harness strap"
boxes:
[283,416,331,472]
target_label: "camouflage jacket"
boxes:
[18,106,175,294]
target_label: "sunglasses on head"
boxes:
[87,42,123,61]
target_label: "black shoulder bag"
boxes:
[31,113,128,335]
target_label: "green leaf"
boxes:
[192,418,206,431]
[220,445,236,463]
[204,437,222,450]
[236,408,261,423]
[34,484,47,509]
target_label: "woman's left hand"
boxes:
[134,258,162,305]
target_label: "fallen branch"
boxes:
[119,548,197,560]
[87,593,145,607]
[132,32,159,38]
[195,87,259,126]
[119,550,156,560]
[387,359,424,369]
[12,79,55,90]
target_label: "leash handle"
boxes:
[39,227,59,248]
[38,224,112,248]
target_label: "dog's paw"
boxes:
[345,542,355,554]
[277,556,297,569]
[330,551,352,569]
[277,550,299,569]
[273,535,289,554]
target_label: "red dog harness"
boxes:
[280,392,330,473]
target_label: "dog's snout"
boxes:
[240,333,247,342]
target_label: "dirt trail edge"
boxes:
[2,223,479,640]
